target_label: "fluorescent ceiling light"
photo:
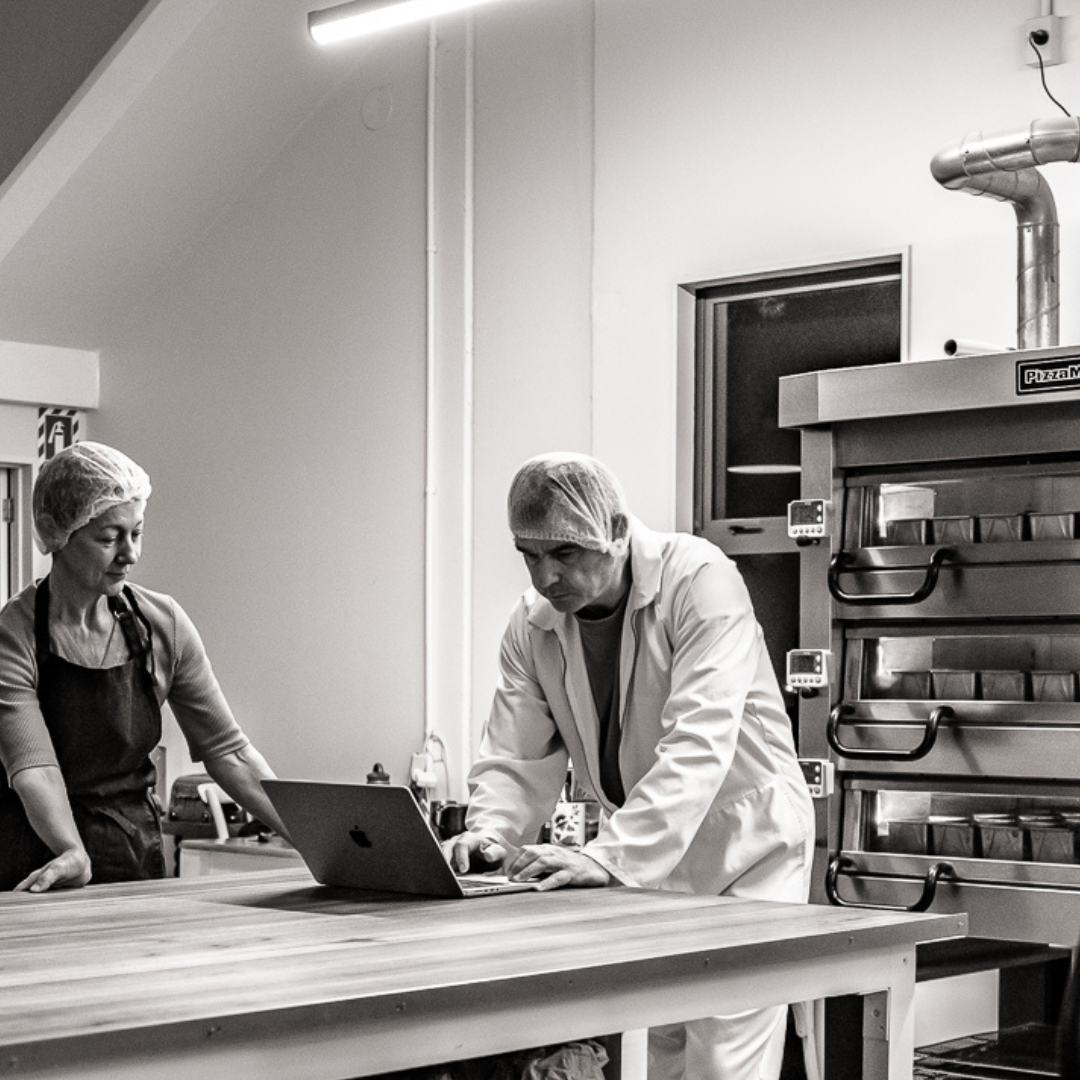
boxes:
[309,0,515,44]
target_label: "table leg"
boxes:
[615,1029,648,1080]
[862,976,916,1080]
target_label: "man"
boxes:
[445,452,814,1080]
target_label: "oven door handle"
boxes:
[827,703,951,761]
[825,854,953,913]
[827,547,954,605]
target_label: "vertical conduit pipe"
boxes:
[424,20,476,795]
[424,23,438,742]
[460,13,476,793]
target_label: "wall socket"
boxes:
[1025,14,1063,68]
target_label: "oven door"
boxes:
[827,459,1080,621]
[828,625,1080,778]
[827,778,1080,944]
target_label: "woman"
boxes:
[0,442,289,892]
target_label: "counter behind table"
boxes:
[177,835,304,876]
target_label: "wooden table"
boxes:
[0,868,965,1080]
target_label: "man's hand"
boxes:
[441,831,510,875]
[504,844,611,891]
[14,848,92,893]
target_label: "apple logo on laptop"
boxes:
[349,826,373,849]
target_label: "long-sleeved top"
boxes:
[0,580,250,783]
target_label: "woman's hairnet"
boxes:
[33,442,152,554]
[507,452,628,554]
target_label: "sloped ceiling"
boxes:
[0,0,151,188]
[0,0,364,350]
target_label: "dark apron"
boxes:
[0,578,164,890]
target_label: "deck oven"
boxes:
[779,346,1080,946]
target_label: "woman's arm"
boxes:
[10,765,92,892]
[202,745,292,842]
[149,594,290,841]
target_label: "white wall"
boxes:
[84,0,594,797]
[592,0,1080,527]
[469,1,594,756]
[93,28,431,790]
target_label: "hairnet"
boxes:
[33,442,152,554]
[507,452,628,554]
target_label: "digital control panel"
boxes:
[787,498,831,540]
[786,648,831,689]
[798,759,835,799]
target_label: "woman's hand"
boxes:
[203,747,293,844]
[504,844,611,891]
[11,766,92,892]
[15,847,92,893]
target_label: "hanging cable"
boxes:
[1030,31,1072,117]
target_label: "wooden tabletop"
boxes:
[0,868,967,1078]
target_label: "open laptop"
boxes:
[261,779,538,899]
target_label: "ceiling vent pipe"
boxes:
[930,117,1080,349]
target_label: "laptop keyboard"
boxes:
[456,874,525,893]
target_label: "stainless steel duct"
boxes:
[930,118,1080,349]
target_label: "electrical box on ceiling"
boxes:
[1025,14,1063,67]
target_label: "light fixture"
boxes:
[309,0,515,44]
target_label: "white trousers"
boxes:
[643,779,815,1080]
[648,1004,789,1080]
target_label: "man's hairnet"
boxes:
[33,442,152,554]
[507,452,628,554]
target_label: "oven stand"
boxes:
[808,939,1072,1080]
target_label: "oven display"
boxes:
[786,648,830,688]
[787,499,830,539]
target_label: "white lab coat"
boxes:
[468,518,815,1080]
[468,518,812,1075]
[467,516,814,901]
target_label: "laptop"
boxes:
[261,779,538,899]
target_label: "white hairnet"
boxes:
[33,442,152,554]
[507,452,628,554]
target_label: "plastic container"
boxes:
[930,516,975,544]
[890,669,932,699]
[977,513,1025,543]
[1031,671,1079,703]
[884,818,929,856]
[974,813,1026,861]
[1019,814,1074,864]
[928,815,976,858]
[1028,511,1077,541]
[1057,812,1080,863]
[931,669,980,700]
[980,670,1029,702]
[885,518,929,546]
